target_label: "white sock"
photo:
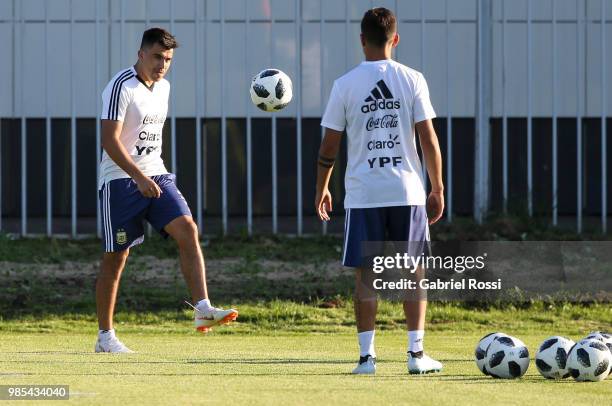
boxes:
[196,298,213,312]
[408,330,424,353]
[98,329,115,341]
[358,330,376,357]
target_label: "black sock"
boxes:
[408,350,423,358]
[359,355,375,364]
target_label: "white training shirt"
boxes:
[321,59,436,208]
[99,66,170,189]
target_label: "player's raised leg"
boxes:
[95,250,134,353]
[163,215,238,333]
[164,216,207,301]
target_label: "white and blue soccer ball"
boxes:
[535,336,575,379]
[475,332,510,375]
[567,339,611,382]
[250,68,293,112]
[583,331,612,355]
[484,335,530,379]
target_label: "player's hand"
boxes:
[427,191,444,225]
[135,175,162,198]
[315,189,333,221]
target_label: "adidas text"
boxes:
[361,100,401,113]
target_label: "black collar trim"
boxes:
[136,75,155,91]
[132,66,155,91]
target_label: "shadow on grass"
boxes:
[0,357,355,365]
[1,353,472,364]
[1,371,546,380]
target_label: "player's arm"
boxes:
[416,119,444,224]
[315,128,343,221]
[101,120,161,198]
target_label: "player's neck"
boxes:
[363,47,393,62]
[366,55,391,62]
[133,62,154,87]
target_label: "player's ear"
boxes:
[392,33,400,48]
[137,48,144,61]
[360,33,366,48]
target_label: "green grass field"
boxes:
[1,303,610,405]
[1,230,611,404]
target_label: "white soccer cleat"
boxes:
[95,336,135,353]
[407,351,443,374]
[192,304,238,333]
[352,355,376,375]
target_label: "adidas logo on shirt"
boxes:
[361,80,401,113]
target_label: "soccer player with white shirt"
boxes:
[95,28,237,353]
[316,8,444,374]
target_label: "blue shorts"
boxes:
[99,173,192,252]
[342,205,430,268]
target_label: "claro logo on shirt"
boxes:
[361,80,401,113]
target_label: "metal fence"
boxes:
[0,0,610,237]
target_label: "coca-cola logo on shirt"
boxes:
[366,114,398,131]
[142,114,166,125]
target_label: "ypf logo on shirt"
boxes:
[361,80,401,113]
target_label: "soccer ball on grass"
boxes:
[484,335,530,379]
[583,331,612,354]
[535,336,575,379]
[567,339,611,382]
[475,332,510,375]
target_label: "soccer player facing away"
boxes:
[95,28,237,353]
[316,9,444,374]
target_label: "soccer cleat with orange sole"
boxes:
[186,302,239,333]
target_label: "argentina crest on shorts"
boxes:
[116,229,128,245]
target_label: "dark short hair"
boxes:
[140,27,179,50]
[361,8,397,47]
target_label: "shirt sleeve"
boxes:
[101,77,132,121]
[320,81,346,132]
[413,73,436,124]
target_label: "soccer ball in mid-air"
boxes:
[485,335,530,379]
[567,339,611,382]
[250,68,293,112]
[475,332,509,375]
[535,336,575,379]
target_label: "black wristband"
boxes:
[318,155,335,168]
[318,160,334,168]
